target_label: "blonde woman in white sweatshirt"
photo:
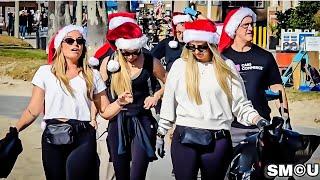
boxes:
[155,19,270,180]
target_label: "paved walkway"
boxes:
[24,32,37,48]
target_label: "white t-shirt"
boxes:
[32,65,106,121]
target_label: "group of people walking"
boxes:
[10,6,289,180]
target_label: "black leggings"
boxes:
[107,115,157,180]
[171,126,233,180]
[41,119,98,180]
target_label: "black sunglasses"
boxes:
[186,44,209,53]
[63,37,86,45]
[120,49,141,56]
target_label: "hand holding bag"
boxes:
[0,127,23,178]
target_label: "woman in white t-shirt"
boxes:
[155,19,270,180]
[12,25,133,180]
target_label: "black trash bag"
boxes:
[228,117,320,180]
[0,127,23,178]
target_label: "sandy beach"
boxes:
[0,76,320,179]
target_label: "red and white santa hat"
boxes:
[47,25,86,64]
[218,7,256,53]
[169,12,192,48]
[183,19,219,44]
[88,42,113,67]
[88,12,137,67]
[172,12,192,25]
[108,12,136,31]
[107,21,147,50]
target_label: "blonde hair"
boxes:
[110,50,132,97]
[181,43,238,105]
[51,46,94,100]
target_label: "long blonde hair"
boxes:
[181,43,238,105]
[51,45,94,100]
[110,50,132,97]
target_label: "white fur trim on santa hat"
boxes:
[109,16,137,30]
[183,30,219,44]
[172,14,192,25]
[54,25,85,49]
[115,35,148,50]
[88,57,100,67]
[107,59,120,72]
[225,7,257,39]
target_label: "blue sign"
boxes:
[299,33,314,50]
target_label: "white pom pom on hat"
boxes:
[168,40,178,48]
[88,57,100,67]
[107,59,120,73]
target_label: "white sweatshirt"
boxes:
[158,58,259,135]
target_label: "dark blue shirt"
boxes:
[223,44,282,128]
[151,36,184,71]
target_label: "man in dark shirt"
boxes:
[218,7,290,146]
[151,12,192,71]
[19,11,27,39]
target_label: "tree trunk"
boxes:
[87,1,107,57]
[65,2,72,25]
[14,0,19,38]
[76,0,83,26]
[48,1,55,38]
[117,1,130,12]
[55,1,72,30]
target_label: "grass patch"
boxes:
[0,49,46,81]
[286,88,320,102]
[0,48,47,60]
[0,35,32,48]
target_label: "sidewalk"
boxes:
[24,32,37,48]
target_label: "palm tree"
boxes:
[86,1,107,57]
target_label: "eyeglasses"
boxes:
[120,49,141,56]
[63,38,86,45]
[186,44,209,53]
[239,22,255,29]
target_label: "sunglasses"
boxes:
[120,50,141,56]
[186,44,209,53]
[63,38,86,45]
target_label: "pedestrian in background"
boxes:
[19,10,27,39]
